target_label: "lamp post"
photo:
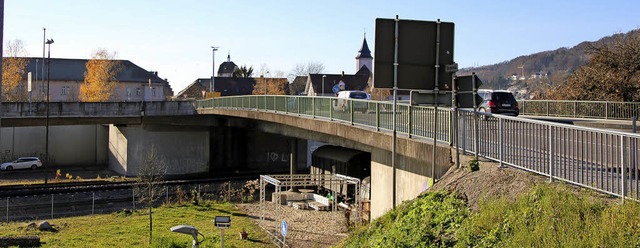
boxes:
[45,38,53,165]
[321,75,326,96]
[210,46,219,95]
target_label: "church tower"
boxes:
[356,35,373,72]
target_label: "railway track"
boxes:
[0,175,259,198]
[0,175,263,222]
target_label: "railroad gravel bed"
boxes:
[238,202,349,247]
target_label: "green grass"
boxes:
[339,184,640,247]
[0,201,273,248]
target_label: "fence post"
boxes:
[546,101,549,116]
[499,118,504,167]
[312,98,316,118]
[132,188,136,210]
[462,113,466,154]
[573,101,577,117]
[92,192,95,215]
[408,106,413,138]
[549,125,554,182]
[605,102,609,119]
[6,197,8,222]
[51,194,54,219]
[621,135,625,203]
[376,102,380,131]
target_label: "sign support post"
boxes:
[391,15,399,209]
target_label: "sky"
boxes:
[4,0,640,93]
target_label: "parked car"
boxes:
[0,157,43,171]
[477,90,519,117]
[333,90,371,113]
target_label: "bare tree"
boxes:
[288,61,325,82]
[134,145,168,244]
[2,39,29,101]
[253,77,288,95]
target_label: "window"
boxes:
[151,87,156,97]
[127,88,132,97]
[136,88,142,96]
[61,86,70,95]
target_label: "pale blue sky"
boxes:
[4,0,639,92]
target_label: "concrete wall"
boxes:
[108,124,210,176]
[0,125,107,166]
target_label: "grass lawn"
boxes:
[0,201,274,248]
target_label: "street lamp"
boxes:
[211,46,219,95]
[45,38,54,165]
[321,75,326,97]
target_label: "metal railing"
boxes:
[198,95,452,144]
[199,96,640,201]
[457,110,640,201]
[520,100,640,120]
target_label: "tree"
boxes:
[288,61,325,82]
[233,65,254,78]
[547,31,640,101]
[134,145,168,245]
[80,49,122,102]
[2,39,29,102]
[252,77,287,95]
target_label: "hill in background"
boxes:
[461,29,640,99]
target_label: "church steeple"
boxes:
[227,51,231,62]
[356,33,373,71]
[356,35,372,59]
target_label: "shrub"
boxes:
[468,158,479,171]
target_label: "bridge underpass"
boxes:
[199,107,453,219]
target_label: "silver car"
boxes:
[0,157,43,171]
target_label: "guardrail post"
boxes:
[51,194,54,219]
[462,112,466,154]
[546,101,550,116]
[312,98,316,118]
[376,102,380,131]
[6,197,8,222]
[499,118,504,167]
[621,135,625,203]
[350,101,354,125]
[408,106,413,138]
[573,101,577,117]
[549,125,554,182]
[329,99,333,121]
[605,102,609,119]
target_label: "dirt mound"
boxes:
[430,154,546,211]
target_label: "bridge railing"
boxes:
[197,95,452,144]
[0,101,197,117]
[200,95,640,202]
[457,109,640,201]
[520,100,640,120]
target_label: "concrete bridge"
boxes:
[0,100,452,219]
[0,101,197,126]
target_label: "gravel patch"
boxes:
[238,202,350,247]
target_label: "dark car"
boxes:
[477,90,519,117]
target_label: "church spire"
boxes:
[227,51,231,62]
[356,35,372,59]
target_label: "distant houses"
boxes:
[175,54,289,100]
[16,58,173,102]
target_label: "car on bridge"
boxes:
[333,90,371,113]
[0,157,43,171]
[477,90,519,117]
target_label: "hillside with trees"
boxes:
[462,29,640,100]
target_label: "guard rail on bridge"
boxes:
[520,100,640,120]
[0,101,197,118]
[199,95,640,202]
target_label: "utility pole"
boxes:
[211,46,219,95]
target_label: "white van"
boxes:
[332,90,371,113]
